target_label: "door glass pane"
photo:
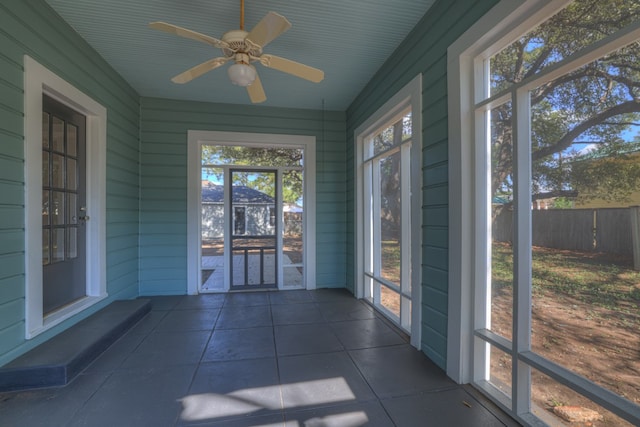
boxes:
[51,191,65,226]
[201,167,224,291]
[66,123,77,157]
[490,101,514,341]
[42,152,50,187]
[42,112,49,148]
[42,191,50,226]
[52,116,64,152]
[42,230,50,265]
[51,228,64,263]
[68,193,77,224]
[67,227,77,259]
[67,158,77,190]
[380,152,401,285]
[52,154,64,188]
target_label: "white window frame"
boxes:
[449,1,640,425]
[24,56,107,338]
[355,75,422,348]
[187,131,316,294]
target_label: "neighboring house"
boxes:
[201,182,276,238]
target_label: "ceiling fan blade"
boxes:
[260,54,324,83]
[247,73,267,103]
[245,12,291,49]
[171,57,230,84]
[149,22,228,49]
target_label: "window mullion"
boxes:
[363,161,373,276]
[400,142,411,295]
[372,159,382,279]
[473,106,492,384]
[512,86,533,417]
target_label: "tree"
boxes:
[202,145,303,204]
[490,0,640,211]
[374,114,411,239]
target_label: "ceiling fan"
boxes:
[149,0,324,103]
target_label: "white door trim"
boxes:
[187,130,316,294]
[24,56,107,338]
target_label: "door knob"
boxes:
[79,206,89,222]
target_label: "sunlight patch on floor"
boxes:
[179,377,355,422]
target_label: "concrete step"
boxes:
[0,299,151,392]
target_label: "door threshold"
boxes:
[228,287,278,293]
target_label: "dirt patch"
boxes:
[202,236,303,264]
[491,243,640,426]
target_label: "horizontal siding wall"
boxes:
[0,0,140,365]
[345,0,498,369]
[140,97,346,295]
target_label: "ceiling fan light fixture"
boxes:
[227,63,257,87]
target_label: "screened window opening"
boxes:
[472,1,640,425]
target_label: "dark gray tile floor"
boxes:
[0,289,519,426]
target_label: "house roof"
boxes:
[43,0,435,110]
[202,183,275,204]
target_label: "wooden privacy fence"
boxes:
[493,207,640,268]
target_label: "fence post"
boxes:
[630,206,640,271]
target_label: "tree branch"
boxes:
[532,100,640,161]
[524,46,554,79]
[532,189,579,200]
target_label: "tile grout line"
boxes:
[269,294,288,425]
[172,295,224,427]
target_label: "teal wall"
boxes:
[139,97,347,295]
[0,0,497,370]
[345,0,498,369]
[0,1,140,365]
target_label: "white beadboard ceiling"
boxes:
[44,0,435,110]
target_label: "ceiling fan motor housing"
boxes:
[221,30,262,58]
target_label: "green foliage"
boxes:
[202,145,303,204]
[552,197,574,209]
[490,0,640,205]
[571,141,640,203]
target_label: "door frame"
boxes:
[24,56,107,338]
[187,130,316,294]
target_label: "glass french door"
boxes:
[42,95,87,314]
